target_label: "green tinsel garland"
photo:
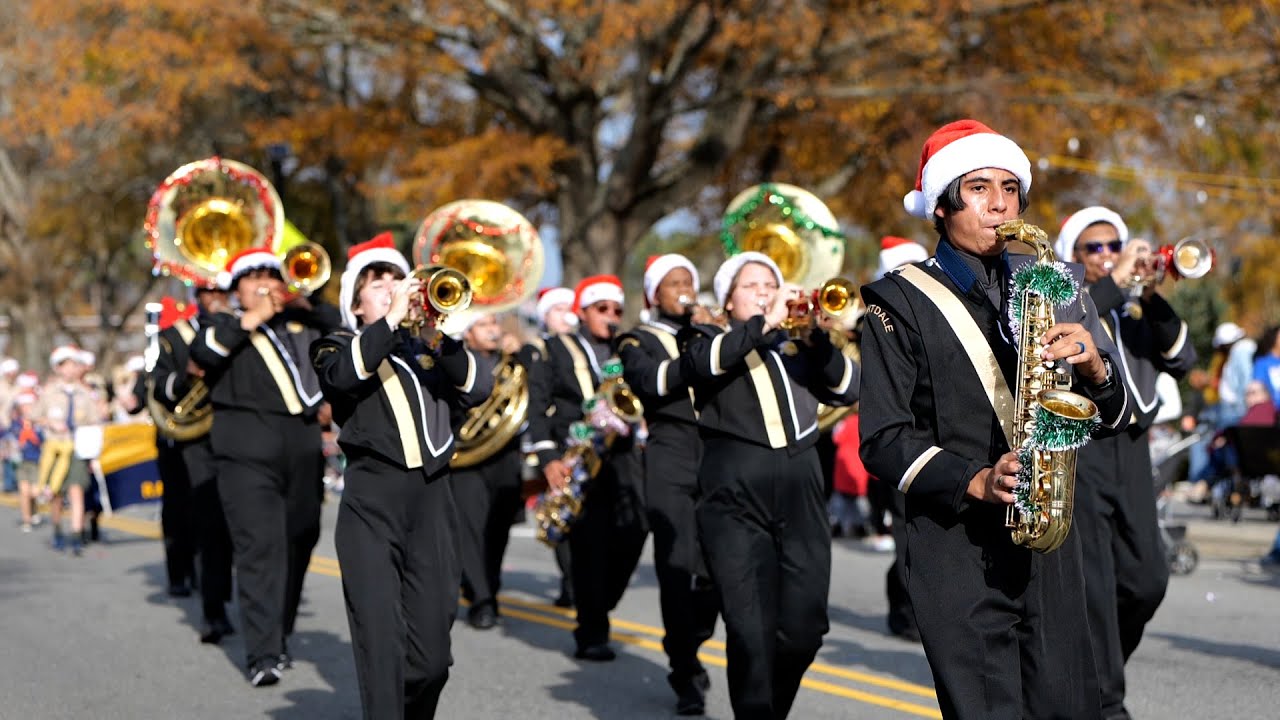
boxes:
[1013,446,1035,513]
[720,184,844,257]
[1029,404,1099,451]
[1007,261,1078,332]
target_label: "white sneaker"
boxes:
[869,535,896,553]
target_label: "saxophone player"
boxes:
[859,120,1131,720]
[527,275,647,662]
[616,254,720,715]
[150,285,237,644]
[1056,207,1196,720]
[450,312,526,631]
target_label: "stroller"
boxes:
[1150,428,1201,576]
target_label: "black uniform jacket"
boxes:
[858,255,1132,515]
[311,319,491,476]
[151,316,206,412]
[681,314,859,454]
[617,317,698,427]
[527,331,635,468]
[1086,276,1197,430]
[190,307,340,417]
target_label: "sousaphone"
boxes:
[415,200,545,467]
[143,157,285,439]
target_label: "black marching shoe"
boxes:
[573,643,616,662]
[670,670,710,716]
[249,660,281,687]
[168,582,193,598]
[200,617,235,645]
[468,603,498,630]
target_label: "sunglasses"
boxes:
[1081,239,1123,255]
[588,303,623,316]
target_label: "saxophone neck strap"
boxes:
[897,264,1017,450]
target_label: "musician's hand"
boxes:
[690,305,715,326]
[384,276,421,328]
[284,293,312,311]
[543,459,571,491]
[500,333,522,355]
[185,359,205,379]
[1109,238,1151,287]
[967,452,1022,504]
[1040,323,1107,385]
[763,284,801,331]
[241,283,283,329]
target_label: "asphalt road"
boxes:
[1,492,1277,719]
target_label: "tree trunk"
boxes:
[7,293,52,372]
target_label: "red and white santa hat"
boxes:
[572,275,625,313]
[16,371,39,389]
[50,345,81,368]
[875,236,929,279]
[535,287,575,322]
[642,254,700,307]
[78,349,96,368]
[223,246,281,289]
[1054,206,1129,263]
[712,251,782,308]
[902,119,1032,220]
[338,232,411,331]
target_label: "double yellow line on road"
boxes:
[307,554,941,717]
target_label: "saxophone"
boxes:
[1001,220,1100,554]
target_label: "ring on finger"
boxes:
[1075,341,1086,355]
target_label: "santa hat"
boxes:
[78,350,96,368]
[224,246,281,288]
[875,236,929,280]
[1054,206,1129,263]
[16,371,39,389]
[712,251,782,309]
[338,233,411,331]
[50,345,80,367]
[0,357,17,375]
[642,254,700,308]
[535,287,575,324]
[572,275,625,313]
[902,119,1032,220]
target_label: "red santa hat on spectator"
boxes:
[223,246,281,289]
[875,236,929,279]
[338,233,411,331]
[902,119,1032,220]
[1054,206,1129,263]
[642,254,700,308]
[572,275,625,313]
[50,345,81,368]
[712,251,782,309]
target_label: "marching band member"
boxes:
[33,346,105,555]
[617,254,720,715]
[528,275,647,662]
[1057,207,1196,720]
[311,234,491,718]
[189,247,339,687]
[451,312,526,630]
[681,251,858,719]
[520,286,579,608]
[151,286,237,642]
[859,120,1130,719]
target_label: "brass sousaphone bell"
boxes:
[414,200,546,467]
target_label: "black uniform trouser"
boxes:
[697,439,830,720]
[646,424,719,683]
[183,439,233,624]
[906,503,1100,720]
[451,444,523,610]
[884,487,916,635]
[212,409,323,669]
[156,440,195,588]
[569,447,647,649]
[1077,426,1170,719]
[337,456,458,720]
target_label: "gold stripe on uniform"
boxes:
[745,349,787,449]
[558,336,596,401]
[174,320,196,345]
[637,325,698,414]
[249,333,304,415]
[377,360,423,469]
[897,265,1016,450]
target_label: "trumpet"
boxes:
[779,277,858,339]
[280,241,331,296]
[1119,238,1213,319]
[401,264,473,333]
